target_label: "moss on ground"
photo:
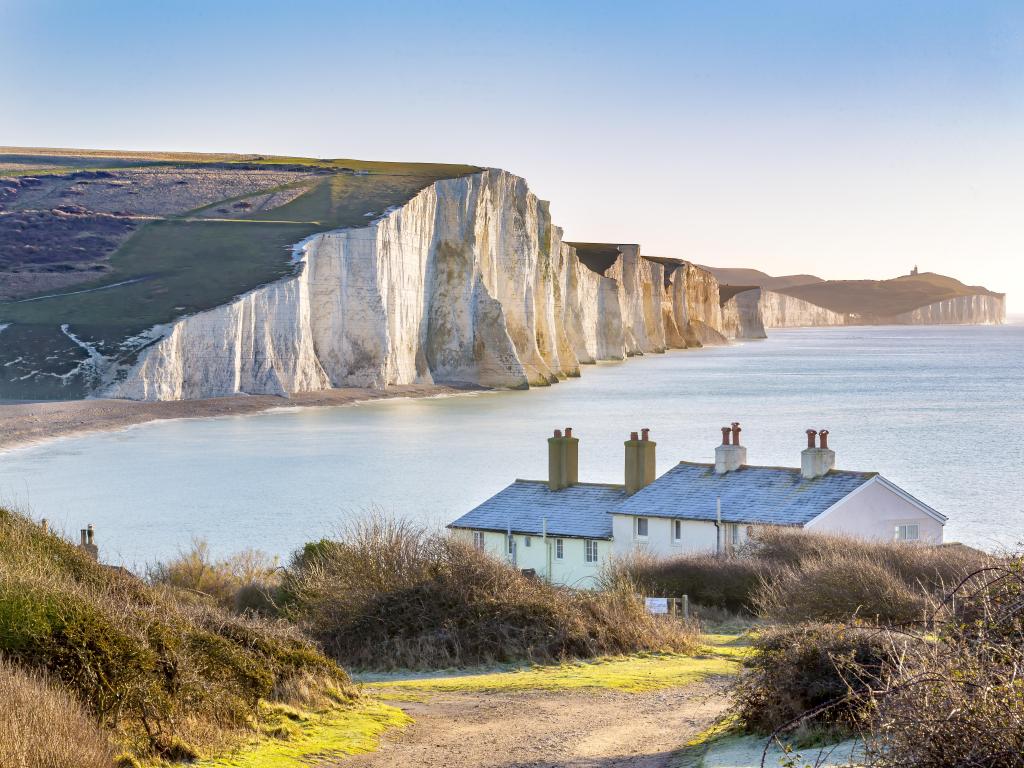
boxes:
[362,636,743,695]
[188,701,411,768]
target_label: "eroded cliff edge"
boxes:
[107,170,735,401]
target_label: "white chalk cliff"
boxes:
[107,171,733,401]
[892,294,1006,325]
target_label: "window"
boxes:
[524,535,531,548]
[636,517,649,538]
[673,520,682,542]
[555,538,564,560]
[895,524,920,542]
[472,531,485,551]
[507,534,515,554]
[584,539,599,563]
[731,524,740,546]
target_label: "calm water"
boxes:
[1,323,1022,568]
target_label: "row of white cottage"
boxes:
[448,424,946,588]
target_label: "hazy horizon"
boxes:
[3,1,1021,308]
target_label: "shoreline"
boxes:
[0,384,487,453]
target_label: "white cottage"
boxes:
[448,425,946,587]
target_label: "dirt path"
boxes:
[335,679,730,768]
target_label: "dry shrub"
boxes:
[858,562,1024,767]
[732,623,903,739]
[148,539,280,614]
[0,508,352,761]
[753,553,931,624]
[614,527,990,625]
[0,657,115,768]
[282,517,697,670]
[606,549,765,614]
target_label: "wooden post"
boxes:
[683,594,689,619]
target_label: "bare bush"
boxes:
[0,656,115,768]
[856,563,1024,767]
[753,553,931,624]
[148,538,280,613]
[282,516,698,670]
[732,623,902,740]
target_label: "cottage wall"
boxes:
[610,514,752,557]
[804,479,944,543]
[451,529,608,588]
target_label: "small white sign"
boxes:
[645,597,669,615]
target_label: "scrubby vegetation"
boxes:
[614,527,989,624]
[707,529,1024,767]
[0,508,353,762]
[279,517,698,670]
[148,538,281,614]
[0,657,115,768]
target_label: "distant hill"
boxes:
[699,265,823,290]
[777,272,1003,318]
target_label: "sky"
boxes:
[2,1,1022,309]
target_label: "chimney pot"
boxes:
[819,430,829,449]
[80,529,87,546]
[806,429,817,449]
[565,427,572,438]
[87,524,94,545]
[641,428,650,441]
[554,429,562,438]
[721,426,731,446]
[731,422,742,446]
[40,518,48,534]
[630,431,639,441]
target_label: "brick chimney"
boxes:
[714,422,747,474]
[624,428,656,495]
[548,427,579,490]
[79,524,98,561]
[801,429,836,479]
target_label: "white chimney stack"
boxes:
[801,429,836,479]
[714,422,747,474]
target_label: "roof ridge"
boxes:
[674,460,877,477]
[513,478,624,490]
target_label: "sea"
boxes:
[1,322,1021,569]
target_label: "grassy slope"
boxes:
[777,272,1002,318]
[0,149,479,399]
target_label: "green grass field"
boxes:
[0,149,479,398]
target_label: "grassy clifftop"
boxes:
[0,147,480,399]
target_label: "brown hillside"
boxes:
[699,266,823,290]
[777,272,1002,317]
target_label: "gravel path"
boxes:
[335,679,730,768]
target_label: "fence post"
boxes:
[682,594,689,619]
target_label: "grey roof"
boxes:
[615,462,877,526]
[448,480,621,539]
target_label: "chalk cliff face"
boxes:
[108,172,734,401]
[755,289,847,328]
[892,294,1006,325]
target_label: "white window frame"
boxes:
[473,531,485,551]
[555,538,564,560]
[672,519,682,543]
[635,517,649,539]
[524,535,531,548]
[584,539,599,563]
[731,524,740,546]
[895,523,920,542]
[507,534,515,555]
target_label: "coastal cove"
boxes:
[0,322,1020,567]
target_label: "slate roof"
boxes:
[615,462,878,526]
[448,480,621,540]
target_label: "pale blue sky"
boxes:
[3,1,1022,308]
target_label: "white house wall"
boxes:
[452,529,608,588]
[804,480,944,543]
[610,514,751,557]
